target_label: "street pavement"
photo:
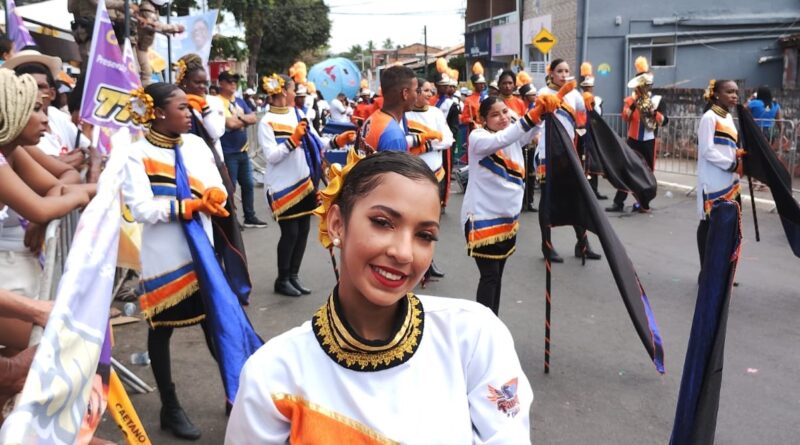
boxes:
[99,179,800,444]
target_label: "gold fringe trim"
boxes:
[271,182,314,218]
[274,209,315,222]
[468,245,517,260]
[150,314,206,329]
[466,223,519,250]
[139,281,199,321]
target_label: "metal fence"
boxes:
[604,113,799,194]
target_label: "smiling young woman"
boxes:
[226,151,533,444]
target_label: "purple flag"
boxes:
[5,0,36,50]
[79,0,141,154]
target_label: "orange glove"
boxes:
[202,187,229,217]
[525,94,563,125]
[181,188,229,220]
[186,94,207,113]
[289,121,308,148]
[333,131,357,148]
[736,149,747,158]
[419,130,442,145]
[582,92,594,112]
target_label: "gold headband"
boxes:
[127,86,155,125]
[262,74,285,96]
[313,149,365,249]
[174,59,188,85]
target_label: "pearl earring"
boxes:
[333,238,341,247]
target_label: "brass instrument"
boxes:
[635,91,658,130]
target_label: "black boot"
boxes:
[543,247,564,263]
[289,274,311,295]
[275,277,302,297]
[428,261,445,278]
[605,203,624,212]
[595,192,608,200]
[575,242,602,260]
[160,385,201,440]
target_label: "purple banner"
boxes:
[79,0,141,153]
[5,0,36,50]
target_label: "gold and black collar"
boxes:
[411,105,429,112]
[146,130,182,149]
[711,104,729,118]
[313,287,424,372]
[269,106,290,115]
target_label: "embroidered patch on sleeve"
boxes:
[487,377,520,418]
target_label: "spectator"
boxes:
[328,92,352,123]
[217,71,268,228]
[5,50,92,172]
[0,36,13,63]
[747,86,782,140]
[243,87,258,112]
[0,69,92,301]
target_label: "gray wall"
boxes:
[579,0,800,114]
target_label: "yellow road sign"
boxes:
[532,28,557,54]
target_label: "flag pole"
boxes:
[166,1,173,83]
[747,175,760,242]
[544,229,552,374]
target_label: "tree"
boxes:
[382,38,394,50]
[211,35,248,61]
[224,0,331,85]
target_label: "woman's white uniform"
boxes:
[405,104,454,181]
[461,116,538,258]
[534,86,586,162]
[696,106,740,219]
[225,293,533,444]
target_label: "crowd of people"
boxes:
[0,19,792,442]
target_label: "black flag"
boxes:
[540,114,664,373]
[670,200,742,445]
[736,104,800,257]
[581,109,658,208]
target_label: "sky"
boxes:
[325,0,466,54]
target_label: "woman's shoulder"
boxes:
[248,321,316,366]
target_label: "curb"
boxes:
[657,180,776,208]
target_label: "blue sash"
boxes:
[295,108,324,187]
[174,144,263,403]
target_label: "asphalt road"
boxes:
[99,181,800,444]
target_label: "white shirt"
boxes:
[696,107,739,219]
[225,295,533,444]
[38,106,90,156]
[329,98,352,123]
[405,105,454,172]
[534,87,586,161]
[461,120,537,228]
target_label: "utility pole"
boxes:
[423,25,428,78]
[167,1,173,83]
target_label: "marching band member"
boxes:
[352,80,375,126]
[122,83,229,440]
[361,65,440,153]
[175,53,225,158]
[607,56,668,213]
[407,77,454,278]
[536,59,601,263]
[258,72,356,297]
[497,70,526,119]
[696,79,745,270]
[518,81,539,212]
[462,94,558,315]
[226,151,533,444]
[460,61,487,131]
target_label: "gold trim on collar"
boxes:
[313,289,424,372]
[411,105,429,112]
[269,106,290,114]
[146,130,182,149]
[711,104,729,118]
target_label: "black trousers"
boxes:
[148,320,215,394]
[474,257,507,315]
[277,215,311,278]
[614,138,656,205]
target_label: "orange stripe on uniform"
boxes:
[273,394,398,445]
[142,158,206,194]
[139,271,198,312]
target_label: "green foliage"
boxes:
[222,0,331,77]
[382,38,394,50]
[211,34,247,60]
